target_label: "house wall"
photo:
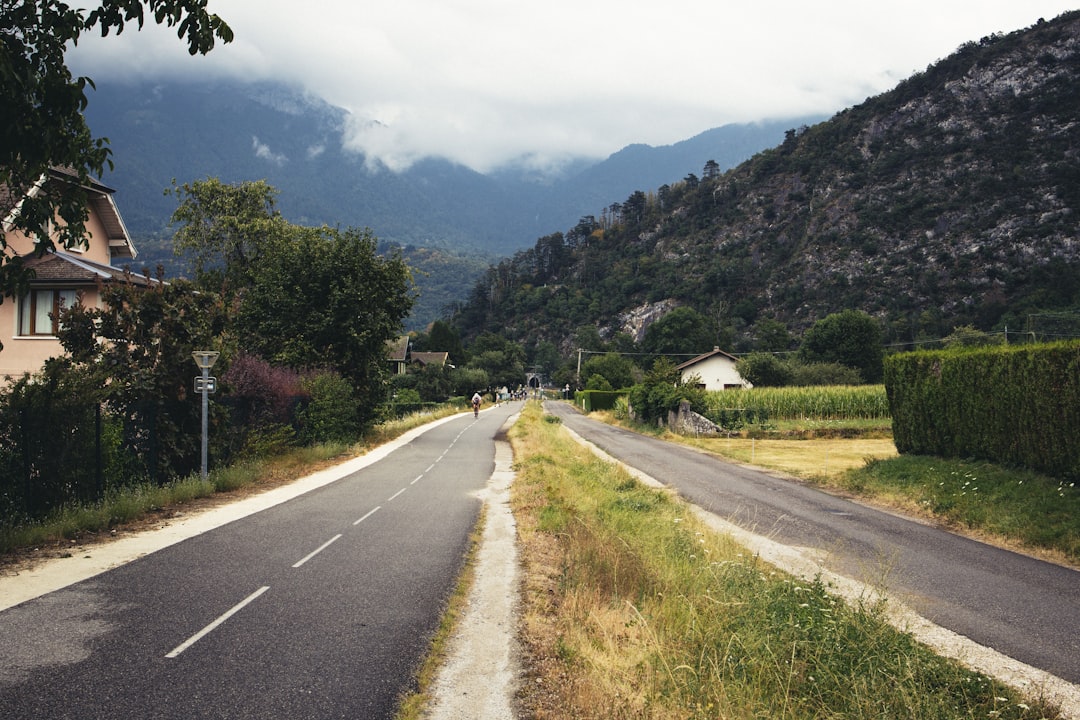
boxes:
[0,207,111,381]
[5,203,114,265]
[681,356,749,391]
[0,287,103,381]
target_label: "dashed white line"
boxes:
[426,464,437,473]
[165,585,270,658]
[292,534,343,568]
[388,488,407,502]
[411,475,423,485]
[354,506,381,525]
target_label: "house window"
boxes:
[18,289,78,336]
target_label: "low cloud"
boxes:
[69,1,1077,173]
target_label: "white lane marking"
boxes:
[354,506,381,525]
[426,464,437,473]
[166,586,270,658]
[411,475,423,485]
[292,534,343,568]
[388,488,407,502]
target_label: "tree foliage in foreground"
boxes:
[56,276,227,481]
[0,0,231,294]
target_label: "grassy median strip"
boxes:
[510,403,1059,719]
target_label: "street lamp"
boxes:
[191,351,220,481]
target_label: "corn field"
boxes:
[704,385,890,421]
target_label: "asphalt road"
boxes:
[544,401,1080,686]
[0,403,522,720]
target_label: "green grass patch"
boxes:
[511,403,1060,719]
[841,455,1080,564]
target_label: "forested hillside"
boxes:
[450,12,1080,355]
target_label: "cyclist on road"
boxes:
[471,392,482,418]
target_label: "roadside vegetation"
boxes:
[605,381,1080,568]
[0,404,466,558]
[511,403,1060,719]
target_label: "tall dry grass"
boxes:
[510,404,1059,719]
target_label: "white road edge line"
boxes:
[292,534,343,568]
[388,488,407,502]
[354,506,381,525]
[165,585,270,658]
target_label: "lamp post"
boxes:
[191,351,220,481]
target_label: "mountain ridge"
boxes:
[447,11,1080,352]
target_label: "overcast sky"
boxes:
[70,1,1078,174]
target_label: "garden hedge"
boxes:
[885,341,1080,479]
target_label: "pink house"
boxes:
[0,168,145,381]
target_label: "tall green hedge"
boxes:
[576,390,627,413]
[885,341,1080,479]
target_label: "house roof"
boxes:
[0,167,136,260]
[23,251,159,287]
[676,346,740,372]
[386,335,410,362]
[411,351,449,367]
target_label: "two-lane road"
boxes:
[545,401,1080,687]
[0,402,521,719]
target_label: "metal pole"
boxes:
[200,364,209,481]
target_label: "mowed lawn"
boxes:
[680,436,898,480]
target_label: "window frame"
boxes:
[18,288,80,337]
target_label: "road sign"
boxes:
[194,375,217,394]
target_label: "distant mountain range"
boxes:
[82,80,821,327]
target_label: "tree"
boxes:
[753,318,794,352]
[466,332,525,390]
[416,320,465,366]
[799,310,884,383]
[642,307,714,358]
[169,177,284,293]
[627,358,705,425]
[1,1,232,294]
[581,352,637,390]
[167,179,416,429]
[235,224,415,429]
[736,352,792,387]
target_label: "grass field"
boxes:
[680,435,898,480]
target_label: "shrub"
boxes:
[221,352,304,427]
[295,369,360,445]
[627,359,706,425]
[736,352,792,387]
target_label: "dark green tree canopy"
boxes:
[799,310,884,383]
[1,0,231,292]
[581,352,637,390]
[642,306,715,358]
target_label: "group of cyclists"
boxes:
[470,388,536,417]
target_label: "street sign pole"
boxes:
[191,351,220,481]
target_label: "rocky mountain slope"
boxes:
[450,11,1080,351]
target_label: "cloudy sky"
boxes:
[70,1,1078,173]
